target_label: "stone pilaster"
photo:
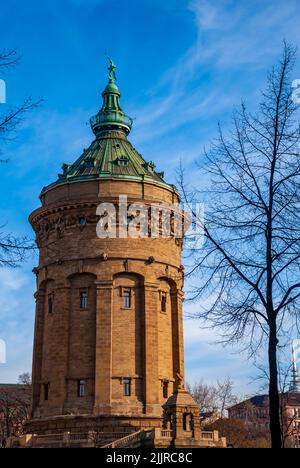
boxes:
[94,280,113,414]
[171,289,185,381]
[144,282,160,415]
[49,284,71,414]
[31,289,45,417]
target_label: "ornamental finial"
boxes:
[107,56,116,82]
[90,58,133,135]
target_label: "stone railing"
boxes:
[31,433,67,448]
[90,112,133,131]
[161,429,173,438]
[200,431,226,447]
[201,431,214,440]
[101,430,144,448]
[6,428,225,449]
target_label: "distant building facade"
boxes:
[229,343,300,448]
[228,393,300,448]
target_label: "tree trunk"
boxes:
[268,320,282,448]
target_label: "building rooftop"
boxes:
[42,59,174,194]
[228,392,300,412]
[228,395,269,410]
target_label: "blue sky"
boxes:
[0,0,300,396]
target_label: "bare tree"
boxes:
[18,373,31,386]
[179,43,300,448]
[187,377,237,418]
[205,417,271,448]
[0,385,31,446]
[186,380,218,414]
[252,358,300,447]
[0,49,40,266]
[0,49,19,69]
[216,378,238,418]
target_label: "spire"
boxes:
[289,340,300,393]
[90,58,133,136]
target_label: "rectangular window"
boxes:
[123,290,131,308]
[77,380,86,398]
[123,378,131,396]
[80,289,88,310]
[44,383,49,401]
[48,294,53,314]
[118,157,129,167]
[161,292,167,313]
[163,381,169,399]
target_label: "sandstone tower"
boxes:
[25,61,225,448]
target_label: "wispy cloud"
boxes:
[131,0,300,144]
[189,0,220,31]
[126,0,300,190]
[4,108,93,194]
[186,0,300,68]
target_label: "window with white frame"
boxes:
[123,289,131,308]
[80,289,88,310]
[123,378,131,396]
[161,291,167,313]
[77,379,86,398]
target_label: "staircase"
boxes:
[101,430,146,448]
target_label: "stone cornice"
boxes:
[34,256,183,274]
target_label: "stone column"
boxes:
[143,282,160,415]
[94,280,113,414]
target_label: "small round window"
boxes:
[78,216,86,226]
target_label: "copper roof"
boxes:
[42,60,174,194]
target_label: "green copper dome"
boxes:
[42,59,175,194]
[51,129,166,185]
